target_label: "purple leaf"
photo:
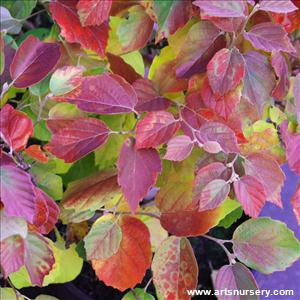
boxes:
[243,22,295,53]
[294,73,300,122]
[0,153,36,223]
[196,121,240,153]
[10,35,60,88]
[242,51,276,111]
[117,138,162,212]
[193,0,248,17]
[163,135,194,161]
[258,0,298,13]
[215,263,259,300]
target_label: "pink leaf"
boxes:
[77,0,112,26]
[117,138,162,212]
[198,179,230,211]
[10,35,60,88]
[46,117,110,163]
[291,183,300,225]
[243,22,295,53]
[196,121,240,153]
[207,47,245,96]
[201,14,245,32]
[242,51,276,111]
[258,0,298,13]
[271,51,290,99]
[215,263,259,300]
[244,153,285,208]
[234,175,267,218]
[0,153,36,223]
[132,78,171,113]
[193,0,248,17]
[55,74,138,114]
[50,0,108,57]
[136,111,180,149]
[0,211,27,241]
[294,73,300,121]
[163,135,194,161]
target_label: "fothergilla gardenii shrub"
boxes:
[1,0,300,299]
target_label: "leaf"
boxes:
[49,0,108,57]
[152,236,198,300]
[243,22,295,53]
[25,145,49,163]
[217,202,243,229]
[164,135,194,161]
[56,74,138,114]
[10,35,60,88]
[49,66,83,96]
[196,121,240,153]
[175,21,224,78]
[0,235,24,277]
[207,47,245,96]
[0,211,27,241]
[294,73,300,121]
[0,104,33,151]
[258,0,298,13]
[0,6,22,35]
[117,138,162,212]
[62,171,120,212]
[132,78,171,113]
[92,216,151,291]
[136,111,180,149]
[232,217,300,273]
[117,5,153,52]
[271,51,290,99]
[84,215,122,260]
[244,153,285,208]
[197,179,230,211]
[46,117,110,163]
[0,288,25,300]
[215,263,259,300]
[76,0,112,26]
[122,288,155,300]
[153,0,192,41]
[0,153,36,223]
[1,0,36,19]
[242,51,276,111]
[234,175,266,218]
[193,0,248,17]
[291,183,300,225]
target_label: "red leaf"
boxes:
[136,111,180,149]
[132,78,171,113]
[163,135,194,161]
[193,0,248,17]
[242,51,276,111]
[0,153,36,223]
[77,0,112,26]
[55,74,138,114]
[215,263,259,299]
[46,117,110,163]
[0,235,24,277]
[207,47,245,96]
[243,22,295,53]
[152,237,198,300]
[92,216,151,291]
[244,153,285,208]
[271,51,290,99]
[259,0,298,13]
[25,145,49,163]
[50,0,108,57]
[175,21,224,78]
[234,175,267,218]
[196,121,240,153]
[0,104,33,151]
[10,35,60,88]
[107,53,141,84]
[291,183,300,225]
[201,77,241,120]
[117,138,162,212]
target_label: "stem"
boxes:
[202,235,236,265]
[144,277,153,292]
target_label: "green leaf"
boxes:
[233,217,300,274]
[17,28,50,45]
[121,51,145,76]
[0,288,24,300]
[217,200,243,228]
[29,74,51,96]
[2,0,37,19]
[122,288,155,300]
